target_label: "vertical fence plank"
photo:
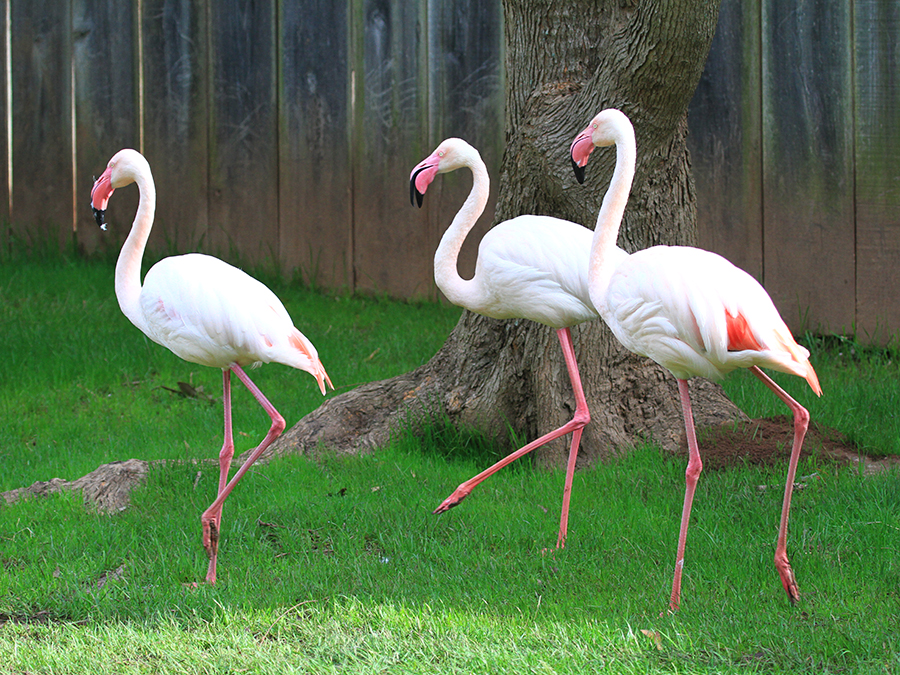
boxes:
[426,0,504,290]
[208,0,278,267]
[854,0,900,342]
[762,0,854,334]
[350,0,429,298]
[688,0,763,281]
[142,0,209,257]
[0,0,8,250]
[279,0,351,289]
[10,0,73,251]
[72,0,139,258]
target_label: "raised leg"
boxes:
[750,365,809,603]
[669,378,702,612]
[201,364,286,584]
[433,328,591,552]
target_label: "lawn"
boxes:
[1,256,898,674]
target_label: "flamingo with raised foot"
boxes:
[412,138,625,549]
[91,149,333,584]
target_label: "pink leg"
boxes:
[554,328,590,549]
[669,378,702,612]
[202,369,236,583]
[434,328,591,550]
[750,365,808,603]
[201,364,286,584]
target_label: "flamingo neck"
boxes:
[589,132,636,312]
[115,168,156,332]
[433,154,490,308]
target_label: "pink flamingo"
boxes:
[570,109,822,610]
[412,138,625,548]
[90,149,333,584]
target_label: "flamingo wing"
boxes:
[138,254,315,371]
[603,246,820,391]
[473,216,600,328]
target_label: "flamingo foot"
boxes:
[775,550,800,603]
[432,486,472,514]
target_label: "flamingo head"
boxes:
[90,149,151,230]
[409,138,476,208]
[570,109,632,184]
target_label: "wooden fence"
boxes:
[689,0,900,340]
[2,0,898,340]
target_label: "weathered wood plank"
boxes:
[854,0,900,342]
[688,0,763,281]
[762,0,855,334]
[0,0,8,250]
[10,0,73,251]
[425,0,504,295]
[278,0,352,289]
[350,0,429,298]
[141,0,209,257]
[208,0,278,267]
[72,0,139,258]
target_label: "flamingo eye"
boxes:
[438,150,445,157]
[592,123,598,129]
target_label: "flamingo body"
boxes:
[137,253,324,375]
[90,148,332,584]
[601,245,818,386]
[464,216,600,328]
[411,138,611,548]
[571,109,821,611]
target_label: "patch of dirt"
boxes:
[689,415,900,475]
[1,459,149,514]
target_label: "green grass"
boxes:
[1,256,898,673]
[719,333,900,457]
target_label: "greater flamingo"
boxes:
[570,109,822,610]
[90,149,333,584]
[411,138,624,548]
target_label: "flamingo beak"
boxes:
[409,156,440,208]
[91,168,115,231]
[569,127,595,184]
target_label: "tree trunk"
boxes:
[261,0,742,469]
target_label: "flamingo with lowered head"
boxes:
[411,138,626,549]
[570,109,822,611]
[90,148,333,584]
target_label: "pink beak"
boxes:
[569,126,595,184]
[91,167,115,230]
[409,152,441,208]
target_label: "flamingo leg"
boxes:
[433,327,591,551]
[554,327,590,549]
[202,369,236,583]
[669,378,702,612]
[201,364,286,584]
[749,365,808,603]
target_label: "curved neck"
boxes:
[589,133,636,304]
[433,155,490,306]
[115,169,156,331]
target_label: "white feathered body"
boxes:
[596,245,814,383]
[133,253,321,372]
[463,216,622,329]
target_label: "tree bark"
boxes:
[261,0,742,469]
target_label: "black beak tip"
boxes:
[571,158,586,185]
[92,205,107,229]
[410,180,424,208]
